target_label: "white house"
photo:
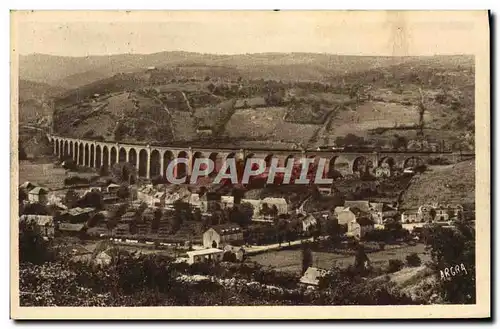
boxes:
[152,191,166,208]
[107,183,121,194]
[221,195,234,209]
[203,223,243,249]
[186,248,224,265]
[348,218,375,239]
[28,187,49,204]
[299,267,329,287]
[334,206,356,226]
[137,185,155,205]
[261,197,289,214]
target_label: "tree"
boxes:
[64,189,79,208]
[77,191,104,209]
[19,143,28,160]
[99,165,110,177]
[234,203,254,227]
[425,222,475,304]
[112,162,137,184]
[406,253,422,267]
[301,243,313,275]
[392,134,408,151]
[116,185,130,199]
[21,202,49,215]
[429,208,437,222]
[326,217,341,245]
[387,259,404,273]
[19,220,54,264]
[354,244,370,274]
[19,188,28,204]
[151,208,162,233]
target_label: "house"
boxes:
[107,183,121,194]
[369,202,384,224]
[113,223,131,237]
[58,222,86,236]
[59,207,96,223]
[417,204,434,222]
[186,248,224,265]
[189,193,202,209]
[241,199,262,218]
[223,245,246,262]
[435,206,449,222]
[299,267,330,287]
[137,185,155,205]
[221,195,234,209]
[63,245,93,262]
[28,187,49,204]
[344,201,384,224]
[102,192,120,204]
[348,217,375,239]
[196,127,213,136]
[87,186,102,193]
[152,191,166,208]
[344,201,371,213]
[19,181,39,192]
[261,197,289,215]
[19,215,55,238]
[318,186,333,196]
[301,214,318,233]
[203,223,243,249]
[334,206,357,226]
[94,249,113,266]
[375,166,391,178]
[401,210,420,223]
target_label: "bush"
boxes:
[64,176,90,186]
[406,253,422,267]
[387,259,404,273]
[222,251,237,262]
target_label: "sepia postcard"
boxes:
[10,10,490,319]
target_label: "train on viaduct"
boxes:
[48,135,473,180]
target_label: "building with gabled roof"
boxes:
[299,267,329,287]
[186,248,224,265]
[19,214,55,238]
[28,186,49,204]
[203,223,243,249]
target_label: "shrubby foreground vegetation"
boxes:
[19,219,475,306]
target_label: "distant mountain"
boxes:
[19,51,473,89]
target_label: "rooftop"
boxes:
[209,223,242,235]
[28,186,49,195]
[187,248,224,257]
[63,207,96,216]
[19,215,54,226]
[299,267,329,286]
[58,222,86,232]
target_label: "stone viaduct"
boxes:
[49,135,473,180]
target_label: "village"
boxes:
[18,151,473,289]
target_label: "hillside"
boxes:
[18,80,66,123]
[20,52,472,89]
[29,52,474,149]
[399,159,475,210]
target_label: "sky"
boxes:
[12,11,483,57]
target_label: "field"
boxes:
[323,101,430,138]
[225,107,319,144]
[248,243,430,275]
[18,160,68,190]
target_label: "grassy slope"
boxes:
[19,79,66,123]
[399,160,475,210]
[44,54,473,147]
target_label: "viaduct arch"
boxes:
[48,135,468,180]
